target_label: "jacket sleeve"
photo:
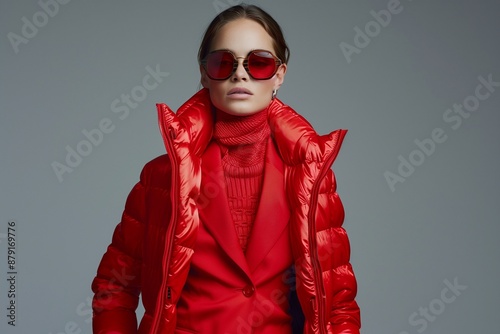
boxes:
[91,170,146,334]
[321,169,361,334]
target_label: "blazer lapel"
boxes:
[245,139,290,273]
[197,141,252,278]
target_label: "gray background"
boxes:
[1,0,499,333]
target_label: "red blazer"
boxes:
[91,89,360,334]
[175,139,294,333]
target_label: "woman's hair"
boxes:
[198,4,290,65]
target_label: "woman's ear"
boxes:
[273,63,287,91]
[200,65,210,89]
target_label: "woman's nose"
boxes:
[231,58,248,81]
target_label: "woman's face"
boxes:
[200,18,287,116]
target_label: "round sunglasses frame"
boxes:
[201,49,283,81]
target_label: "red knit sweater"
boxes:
[213,108,270,252]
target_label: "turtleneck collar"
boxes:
[213,107,270,147]
[213,107,271,173]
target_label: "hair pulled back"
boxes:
[198,4,290,65]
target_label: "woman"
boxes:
[92,4,360,334]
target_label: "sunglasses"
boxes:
[201,49,282,80]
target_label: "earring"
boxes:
[272,89,277,100]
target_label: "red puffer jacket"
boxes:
[91,88,360,334]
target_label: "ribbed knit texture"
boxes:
[213,108,270,252]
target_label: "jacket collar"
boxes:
[174,88,293,160]
[173,88,347,167]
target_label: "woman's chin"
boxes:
[215,100,269,117]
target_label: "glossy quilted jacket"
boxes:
[91,88,360,333]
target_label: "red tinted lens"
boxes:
[247,51,278,79]
[206,51,235,79]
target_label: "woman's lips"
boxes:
[227,87,253,99]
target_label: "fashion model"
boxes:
[91,4,360,333]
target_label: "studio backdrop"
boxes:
[1,1,499,333]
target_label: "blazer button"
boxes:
[242,285,255,297]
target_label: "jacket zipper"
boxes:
[307,130,345,334]
[150,116,180,334]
